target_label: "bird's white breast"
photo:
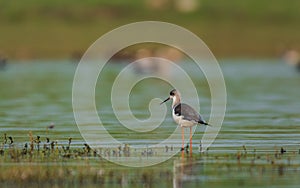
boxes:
[172,110,181,124]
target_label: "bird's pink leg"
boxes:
[181,127,184,151]
[189,127,193,155]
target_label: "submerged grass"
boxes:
[2,131,299,164]
[1,132,300,188]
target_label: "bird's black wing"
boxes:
[174,103,207,125]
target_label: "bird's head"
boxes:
[160,89,181,105]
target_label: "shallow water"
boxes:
[0,59,300,187]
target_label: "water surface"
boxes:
[0,59,299,187]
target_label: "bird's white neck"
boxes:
[172,96,181,108]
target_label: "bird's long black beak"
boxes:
[160,97,170,105]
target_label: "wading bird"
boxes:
[160,89,210,152]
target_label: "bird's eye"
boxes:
[170,89,176,96]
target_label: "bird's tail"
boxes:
[198,120,212,127]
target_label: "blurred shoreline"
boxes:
[0,0,299,60]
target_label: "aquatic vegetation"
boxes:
[0,134,299,188]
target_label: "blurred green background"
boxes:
[0,0,299,60]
